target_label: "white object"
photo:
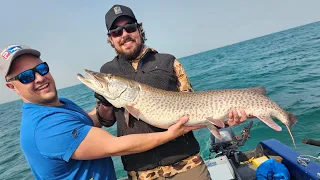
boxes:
[206,155,235,180]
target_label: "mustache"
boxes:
[120,35,135,45]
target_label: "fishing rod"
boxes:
[302,138,320,147]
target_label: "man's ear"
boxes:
[108,35,114,46]
[138,26,143,39]
[5,82,15,90]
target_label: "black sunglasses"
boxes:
[108,23,138,37]
[7,62,50,84]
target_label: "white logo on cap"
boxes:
[114,6,122,15]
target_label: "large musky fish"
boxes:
[77,70,298,147]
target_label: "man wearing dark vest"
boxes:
[95,4,250,180]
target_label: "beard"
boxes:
[115,35,143,61]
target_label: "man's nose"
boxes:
[121,28,129,36]
[34,72,46,83]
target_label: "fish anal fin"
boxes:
[256,115,282,131]
[206,117,225,128]
[207,124,222,140]
[247,86,267,96]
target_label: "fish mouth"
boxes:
[77,69,104,89]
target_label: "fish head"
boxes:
[77,69,140,107]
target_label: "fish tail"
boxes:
[286,125,296,148]
[287,112,298,127]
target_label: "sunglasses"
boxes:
[7,62,50,84]
[108,23,138,37]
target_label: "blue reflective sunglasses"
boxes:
[7,62,50,84]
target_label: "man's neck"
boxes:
[130,45,149,70]
[134,45,147,59]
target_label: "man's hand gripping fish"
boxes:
[77,70,298,147]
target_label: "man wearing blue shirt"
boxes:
[0,44,203,180]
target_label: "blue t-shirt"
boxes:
[20,98,117,180]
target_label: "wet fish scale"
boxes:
[136,88,278,127]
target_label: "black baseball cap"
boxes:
[105,4,137,31]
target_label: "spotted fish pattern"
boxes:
[77,70,298,147]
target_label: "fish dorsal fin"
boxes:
[247,86,267,96]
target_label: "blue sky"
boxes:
[0,0,320,104]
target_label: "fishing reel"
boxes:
[209,121,253,166]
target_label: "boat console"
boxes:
[206,121,257,180]
[205,121,320,180]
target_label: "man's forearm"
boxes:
[106,131,175,156]
[71,116,199,160]
[71,127,176,160]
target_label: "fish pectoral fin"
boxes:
[206,117,225,128]
[125,105,141,121]
[256,115,282,131]
[247,86,267,96]
[207,124,222,140]
[124,109,130,127]
[124,105,143,127]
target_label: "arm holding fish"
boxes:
[174,59,250,126]
[86,92,117,128]
[71,115,205,160]
[87,103,115,128]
